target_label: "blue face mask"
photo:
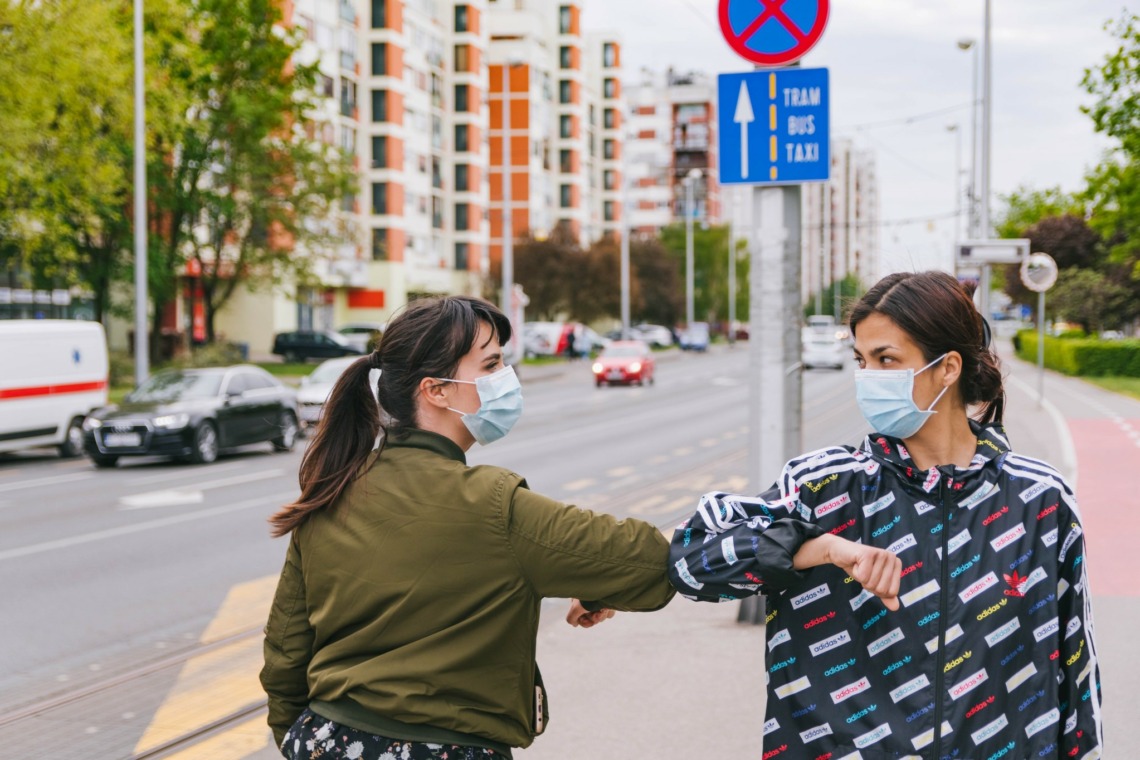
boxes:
[854,354,948,439]
[441,365,524,445]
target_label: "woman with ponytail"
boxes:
[261,296,674,760]
[669,272,1103,758]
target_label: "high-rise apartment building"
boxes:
[801,138,880,304]
[210,0,625,356]
[624,68,720,237]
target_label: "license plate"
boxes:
[103,432,141,448]
[607,371,624,380]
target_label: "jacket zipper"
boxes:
[931,472,952,759]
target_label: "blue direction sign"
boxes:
[717,67,830,185]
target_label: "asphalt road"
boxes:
[0,346,862,754]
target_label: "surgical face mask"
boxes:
[854,354,948,439]
[439,365,523,445]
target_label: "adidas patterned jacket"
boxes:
[668,422,1103,760]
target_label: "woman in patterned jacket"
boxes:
[669,271,1103,759]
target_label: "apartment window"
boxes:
[559,149,572,174]
[560,185,572,208]
[455,84,469,112]
[454,5,469,33]
[455,203,469,230]
[455,243,469,271]
[559,6,572,34]
[559,46,573,70]
[371,90,388,122]
[454,44,471,73]
[319,74,334,98]
[603,138,615,159]
[455,124,469,152]
[371,228,388,260]
[339,80,356,118]
[371,0,387,28]
[603,169,615,190]
[432,157,443,189]
[432,197,443,229]
[339,27,357,70]
[455,163,470,192]
[339,0,356,23]
[432,116,443,149]
[603,42,616,68]
[604,78,616,99]
[559,80,572,105]
[559,114,572,139]
[371,183,388,215]
[371,136,387,168]
[371,43,387,76]
[604,201,615,221]
[604,108,615,129]
[341,193,356,213]
[339,125,356,154]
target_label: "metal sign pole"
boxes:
[1037,290,1046,406]
[133,0,149,385]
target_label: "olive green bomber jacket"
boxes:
[260,429,675,752]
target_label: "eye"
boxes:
[854,356,865,369]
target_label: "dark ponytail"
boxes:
[269,296,511,537]
[849,271,1006,426]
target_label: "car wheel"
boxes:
[649,374,655,386]
[90,453,119,469]
[58,417,85,458]
[595,380,604,388]
[190,421,219,464]
[272,411,298,452]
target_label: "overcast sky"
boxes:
[584,0,1125,274]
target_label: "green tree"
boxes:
[149,0,353,347]
[506,228,580,321]
[804,273,863,321]
[1081,11,1140,278]
[994,186,1083,240]
[658,223,739,325]
[1049,268,1133,333]
[630,238,683,328]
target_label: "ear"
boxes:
[940,351,963,388]
[419,377,452,409]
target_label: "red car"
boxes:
[592,341,656,387]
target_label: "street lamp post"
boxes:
[947,124,963,241]
[500,62,515,322]
[620,160,631,338]
[133,0,148,385]
[684,168,701,327]
[957,37,978,238]
[980,0,992,239]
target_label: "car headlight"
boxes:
[153,413,191,430]
[629,362,642,373]
[592,363,604,374]
[82,417,102,431]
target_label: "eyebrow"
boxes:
[482,351,502,365]
[853,345,899,358]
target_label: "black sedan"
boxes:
[82,366,299,467]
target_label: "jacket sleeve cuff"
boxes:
[754,520,826,591]
[579,599,605,613]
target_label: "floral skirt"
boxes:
[281,709,508,760]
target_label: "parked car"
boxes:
[522,322,608,358]
[631,323,673,348]
[592,341,656,387]
[336,322,385,353]
[0,320,109,458]
[802,335,846,370]
[82,366,298,467]
[297,356,359,433]
[679,322,710,352]
[272,330,364,363]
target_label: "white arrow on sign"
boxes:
[734,81,755,179]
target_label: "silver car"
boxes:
[297,356,359,431]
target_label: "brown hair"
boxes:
[269,296,512,537]
[848,271,1005,425]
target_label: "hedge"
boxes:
[1014,330,1140,377]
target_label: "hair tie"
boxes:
[368,352,383,370]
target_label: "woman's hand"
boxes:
[565,599,617,628]
[794,534,902,611]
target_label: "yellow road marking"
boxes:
[606,466,634,478]
[134,575,277,756]
[162,715,272,760]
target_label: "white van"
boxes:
[0,320,109,457]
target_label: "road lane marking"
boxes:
[118,469,287,510]
[672,447,694,457]
[0,471,93,494]
[606,466,634,477]
[648,455,670,465]
[134,575,277,756]
[126,462,250,486]
[1005,374,1078,488]
[0,492,296,562]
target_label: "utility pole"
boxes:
[133,0,149,385]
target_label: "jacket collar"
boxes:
[386,427,468,464]
[860,419,1011,489]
